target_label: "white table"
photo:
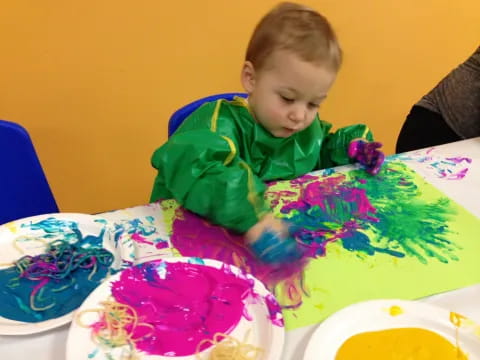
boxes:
[1,138,479,359]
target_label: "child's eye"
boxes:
[308,103,320,109]
[280,95,294,103]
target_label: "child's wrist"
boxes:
[245,213,290,244]
[245,213,274,244]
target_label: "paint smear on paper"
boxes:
[168,161,460,309]
[271,161,459,265]
[392,148,472,180]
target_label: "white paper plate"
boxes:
[0,213,121,335]
[66,257,285,360]
[303,299,480,360]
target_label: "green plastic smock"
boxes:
[150,97,373,233]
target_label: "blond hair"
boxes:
[245,2,342,72]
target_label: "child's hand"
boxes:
[245,214,303,264]
[348,139,385,175]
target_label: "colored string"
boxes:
[195,330,263,360]
[13,239,113,311]
[77,299,153,358]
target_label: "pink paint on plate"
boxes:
[108,260,279,356]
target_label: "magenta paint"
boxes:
[108,260,280,356]
[280,175,378,223]
[130,232,168,249]
[264,294,285,327]
[447,167,469,180]
[170,209,309,309]
[130,232,153,245]
[445,157,472,164]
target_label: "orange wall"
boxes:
[1,1,479,214]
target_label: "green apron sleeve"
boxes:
[320,123,374,167]
[150,130,270,233]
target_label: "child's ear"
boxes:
[241,61,256,93]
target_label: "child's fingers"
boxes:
[366,141,383,150]
[367,151,385,175]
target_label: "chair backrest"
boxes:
[168,92,248,137]
[0,119,59,225]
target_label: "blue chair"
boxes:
[168,92,248,137]
[0,119,59,225]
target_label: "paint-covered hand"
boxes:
[246,214,303,264]
[249,229,302,264]
[348,139,385,175]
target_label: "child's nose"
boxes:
[289,106,306,123]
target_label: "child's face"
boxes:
[242,49,337,138]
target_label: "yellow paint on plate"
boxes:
[335,327,468,359]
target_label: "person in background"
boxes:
[150,2,384,264]
[396,46,480,153]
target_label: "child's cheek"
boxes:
[270,106,284,122]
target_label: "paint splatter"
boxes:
[389,305,403,316]
[111,217,169,264]
[391,148,472,180]
[450,312,480,338]
[20,217,107,247]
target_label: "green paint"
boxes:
[351,162,459,264]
